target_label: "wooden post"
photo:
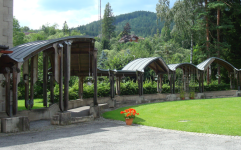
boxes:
[157,74,160,93]
[109,71,115,99]
[12,65,18,115]
[59,44,64,111]
[199,72,201,93]
[169,74,172,94]
[173,72,175,94]
[64,41,71,111]
[116,77,120,95]
[78,76,84,99]
[238,72,240,91]
[93,48,98,106]
[141,73,143,95]
[43,52,48,107]
[229,72,233,90]
[159,74,162,93]
[138,73,141,95]
[30,55,38,109]
[50,73,54,104]
[138,72,143,96]
[4,67,11,117]
[23,60,29,109]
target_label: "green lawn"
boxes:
[18,99,45,111]
[103,97,241,136]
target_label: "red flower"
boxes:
[120,111,125,114]
[126,113,131,117]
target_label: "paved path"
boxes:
[0,118,241,150]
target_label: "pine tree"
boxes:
[102,3,116,40]
[63,21,69,35]
[121,22,131,37]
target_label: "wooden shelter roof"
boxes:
[0,36,96,75]
[122,57,170,74]
[168,63,200,72]
[196,57,237,72]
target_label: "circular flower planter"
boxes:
[125,118,134,125]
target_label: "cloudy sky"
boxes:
[13,0,176,30]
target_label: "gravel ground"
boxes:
[0,117,241,150]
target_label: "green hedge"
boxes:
[45,80,231,101]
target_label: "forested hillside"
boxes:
[76,11,166,37]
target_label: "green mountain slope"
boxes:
[75,11,165,37]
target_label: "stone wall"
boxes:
[0,0,13,112]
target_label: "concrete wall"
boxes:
[0,0,12,122]
[0,0,13,112]
[0,0,13,47]
[0,90,238,121]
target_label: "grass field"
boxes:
[18,99,45,111]
[102,97,241,136]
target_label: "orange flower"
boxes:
[120,111,125,114]
[121,108,139,118]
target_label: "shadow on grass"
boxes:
[133,116,146,124]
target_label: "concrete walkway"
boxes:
[0,118,240,150]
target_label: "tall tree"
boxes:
[13,17,26,46]
[171,0,200,63]
[63,21,69,35]
[102,2,116,40]
[121,22,131,37]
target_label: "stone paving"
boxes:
[0,117,241,150]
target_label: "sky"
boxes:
[13,0,176,30]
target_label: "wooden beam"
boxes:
[53,43,60,83]
[12,65,18,115]
[157,74,160,93]
[116,77,121,95]
[50,73,54,104]
[93,48,98,106]
[109,72,115,99]
[43,52,48,107]
[30,55,38,109]
[64,41,71,111]
[23,59,29,109]
[173,72,175,94]
[4,67,11,117]
[59,45,64,111]
[79,76,84,99]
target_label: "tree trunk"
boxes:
[205,0,211,84]
[217,0,221,84]
[190,31,193,64]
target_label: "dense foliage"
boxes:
[76,11,166,37]
[12,0,240,100]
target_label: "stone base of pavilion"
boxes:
[1,116,29,133]
[0,90,239,131]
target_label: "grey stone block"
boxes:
[197,93,206,99]
[58,112,71,125]
[90,106,100,118]
[51,115,59,125]
[236,91,241,97]
[3,0,13,8]
[108,99,116,108]
[3,14,12,22]
[1,116,29,133]
[136,96,145,104]
[71,115,94,124]
[166,94,177,101]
